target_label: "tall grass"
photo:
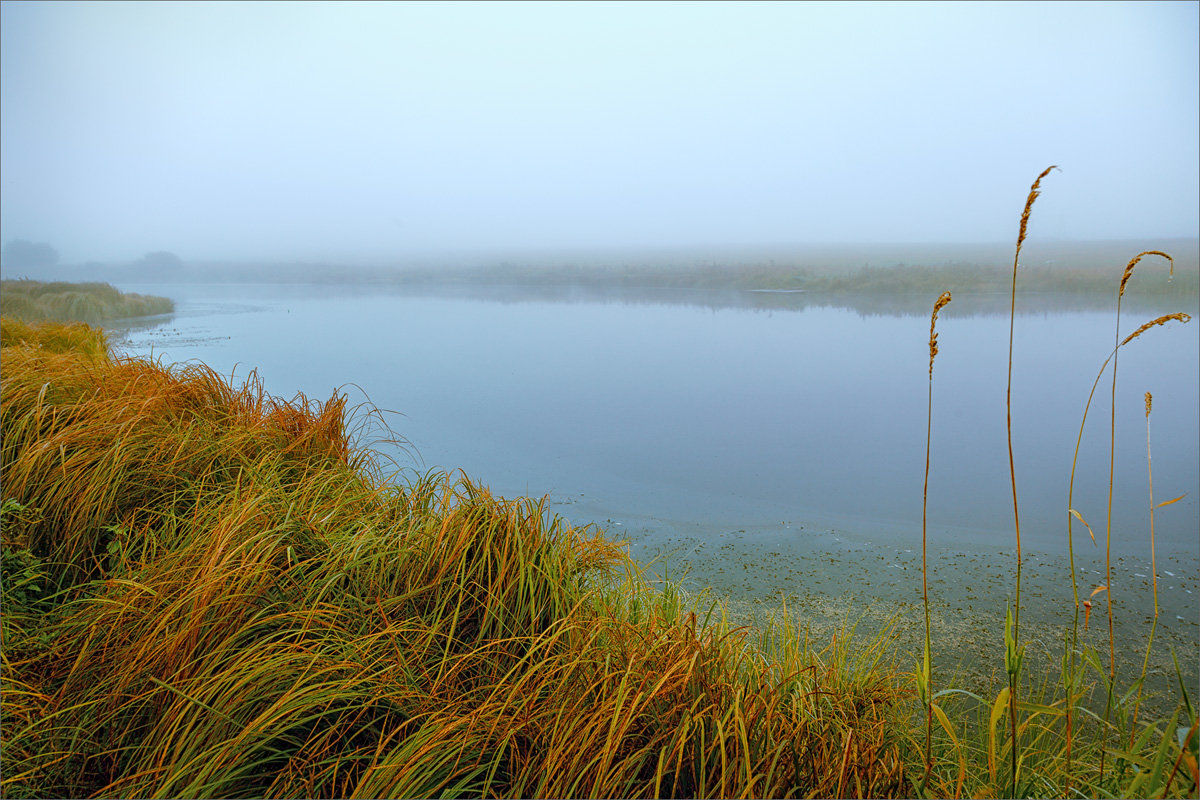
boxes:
[1097,250,1175,780]
[1129,391,1169,745]
[1,317,910,798]
[919,290,951,787]
[0,279,172,324]
[1003,164,1056,796]
[914,168,1196,799]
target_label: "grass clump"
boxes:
[912,168,1197,799]
[0,318,910,798]
[0,279,172,325]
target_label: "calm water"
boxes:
[113,282,1198,555]
[110,281,1198,690]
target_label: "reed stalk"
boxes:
[1100,251,1175,780]
[920,291,951,787]
[1004,164,1055,796]
[1129,391,1161,745]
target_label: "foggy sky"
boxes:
[1,0,1197,264]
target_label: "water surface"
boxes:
[111,282,1199,695]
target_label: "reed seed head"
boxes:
[1016,165,1058,253]
[1144,391,1152,418]
[1118,250,1175,298]
[1121,312,1191,347]
[928,291,952,377]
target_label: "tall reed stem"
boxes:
[1100,250,1173,781]
[1129,392,1160,745]
[921,290,952,786]
[1004,165,1055,796]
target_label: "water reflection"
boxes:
[220,279,1194,319]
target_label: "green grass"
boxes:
[0,279,173,325]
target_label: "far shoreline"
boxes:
[9,237,1198,298]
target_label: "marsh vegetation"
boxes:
[1,183,1198,797]
[0,280,172,326]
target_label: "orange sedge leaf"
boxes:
[1069,508,1097,545]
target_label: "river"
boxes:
[108,280,1199,701]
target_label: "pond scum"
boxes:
[1,175,1197,798]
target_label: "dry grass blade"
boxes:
[1068,508,1097,545]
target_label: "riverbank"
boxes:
[0,279,173,324]
[2,314,1196,798]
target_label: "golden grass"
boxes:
[1,318,910,799]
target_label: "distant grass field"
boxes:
[256,256,1200,295]
[0,279,173,325]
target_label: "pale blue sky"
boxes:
[1,0,1197,263]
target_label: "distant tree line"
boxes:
[2,240,60,269]
[136,251,183,269]
[2,240,185,275]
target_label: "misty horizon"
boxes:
[7,237,1199,277]
[2,1,1197,265]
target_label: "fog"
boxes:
[1,0,1197,266]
